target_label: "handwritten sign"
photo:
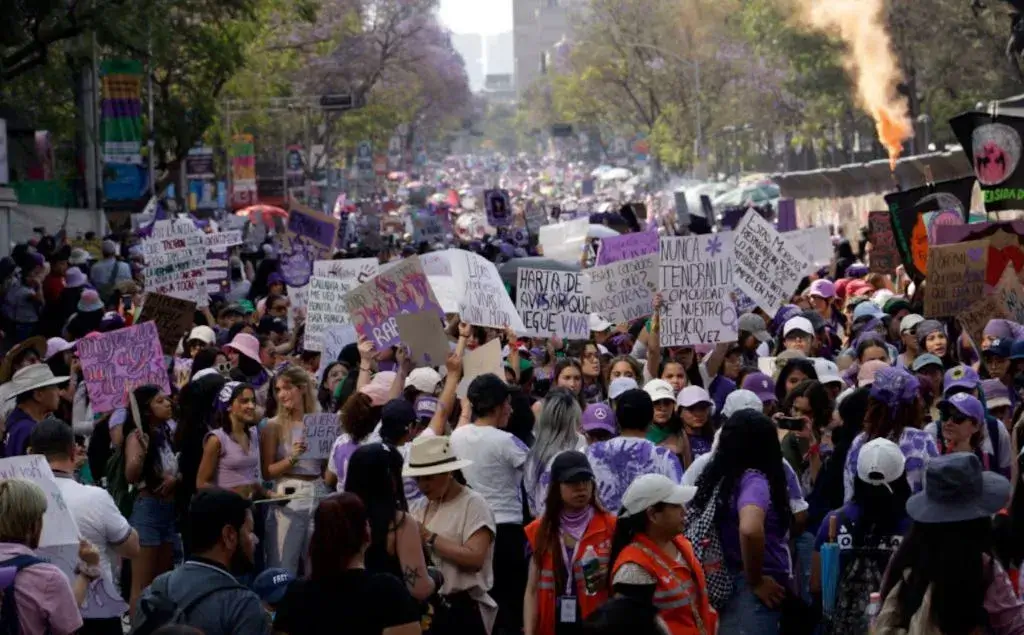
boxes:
[78,322,169,413]
[138,293,196,356]
[596,230,659,266]
[343,256,443,350]
[287,204,338,248]
[732,210,809,317]
[923,240,989,318]
[958,294,1010,349]
[140,219,208,306]
[586,254,658,325]
[412,208,450,245]
[516,268,590,338]
[203,230,242,250]
[278,203,340,287]
[298,414,340,460]
[660,234,738,345]
[305,276,349,352]
[313,258,379,293]
[449,250,526,332]
[784,227,832,275]
[996,264,1024,324]
[868,211,899,274]
[396,312,450,366]
[316,324,358,382]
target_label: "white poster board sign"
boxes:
[659,234,739,345]
[448,250,526,332]
[515,268,590,338]
[305,276,350,352]
[732,210,809,317]
[586,254,658,325]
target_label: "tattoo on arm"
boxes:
[403,565,421,588]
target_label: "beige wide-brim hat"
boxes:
[402,435,473,478]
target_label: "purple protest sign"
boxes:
[342,255,444,350]
[484,189,512,227]
[596,230,659,265]
[77,322,170,413]
[287,204,339,248]
[776,198,797,232]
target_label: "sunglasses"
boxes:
[216,362,233,374]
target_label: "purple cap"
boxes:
[808,279,835,299]
[414,395,439,420]
[581,403,616,434]
[869,367,920,409]
[943,365,981,397]
[939,392,986,424]
[741,372,777,403]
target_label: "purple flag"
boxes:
[776,199,797,232]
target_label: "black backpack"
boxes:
[128,570,243,635]
[0,554,50,635]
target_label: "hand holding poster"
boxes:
[516,268,590,338]
[659,234,738,345]
[305,276,350,352]
[78,322,170,413]
[449,251,526,332]
[923,240,989,317]
[298,414,340,460]
[457,338,504,397]
[343,256,444,350]
[596,230,659,266]
[732,210,809,317]
[586,254,658,325]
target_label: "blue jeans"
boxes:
[129,496,179,548]
[718,571,782,634]
[795,531,816,604]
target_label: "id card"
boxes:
[558,596,577,624]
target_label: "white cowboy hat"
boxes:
[5,364,69,400]
[402,435,473,478]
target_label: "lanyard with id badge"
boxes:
[558,538,582,632]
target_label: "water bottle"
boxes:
[865,591,882,625]
[580,545,602,596]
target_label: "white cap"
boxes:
[812,358,843,387]
[856,438,906,492]
[721,389,763,418]
[609,377,639,400]
[783,316,814,337]
[872,289,895,309]
[621,474,697,517]
[644,379,676,403]
[589,313,613,332]
[900,314,925,334]
[405,367,442,394]
[677,385,713,409]
[188,325,216,345]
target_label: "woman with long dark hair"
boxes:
[273,492,422,635]
[608,473,715,634]
[345,443,436,602]
[524,451,615,635]
[196,382,266,499]
[123,384,179,617]
[690,409,793,633]
[875,453,1022,633]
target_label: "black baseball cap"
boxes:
[380,399,417,441]
[551,451,594,484]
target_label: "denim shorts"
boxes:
[129,496,178,547]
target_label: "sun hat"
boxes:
[550,451,595,483]
[64,267,87,288]
[44,338,75,361]
[869,366,919,409]
[910,353,943,372]
[402,435,473,477]
[812,358,843,387]
[938,392,986,424]
[581,403,617,434]
[943,365,980,396]
[608,377,639,400]
[856,438,906,492]
[905,453,1010,524]
[0,337,47,383]
[900,314,925,334]
[643,379,676,404]
[188,326,216,346]
[5,365,69,399]
[68,248,92,266]
[414,395,439,420]
[783,316,814,338]
[857,360,890,386]
[359,371,396,407]
[740,372,777,404]
[227,333,261,363]
[721,389,763,418]
[252,568,294,605]
[808,279,835,299]
[589,313,613,332]
[620,474,697,518]
[77,289,103,313]
[738,313,772,343]
[405,367,442,394]
[981,379,1012,410]
[677,385,713,409]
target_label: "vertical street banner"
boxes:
[230,134,257,208]
[186,146,217,210]
[100,60,144,201]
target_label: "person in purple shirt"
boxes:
[1,364,66,457]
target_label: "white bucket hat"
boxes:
[402,435,473,478]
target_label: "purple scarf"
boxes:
[560,506,594,542]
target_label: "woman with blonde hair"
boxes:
[260,365,325,575]
[0,479,101,634]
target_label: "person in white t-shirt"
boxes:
[30,418,140,634]
[451,373,528,635]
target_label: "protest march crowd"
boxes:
[4,155,1024,635]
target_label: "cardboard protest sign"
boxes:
[457,338,504,397]
[421,251,459,313]
[538,217,588,264]
[732,210,809,317]
[996,264,1024,324]
[783,227,832,275]
[138,293,196,356]
[596,230,659,266]
[296,414,340,460]
[78,322,170,413]
[923,240,989,318]
[484,189,512,227]
[305,276,350,352]
[868,211,899,274]
[316,325,358,382]
[396,312,450,366]
[660,234,739,345]
[883,176,974,280]
[516,268,590,338]
[343,256,444,350]
[313,258,379,293]
[586,254,658,325]
[448,250,526,332]
[140,219,208,306]
[934,223,1024,288]
[957,294,1010,350]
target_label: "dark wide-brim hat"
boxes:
[906,453,1010,524]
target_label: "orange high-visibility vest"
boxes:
[612,534,718,635]
[525,511,616,635]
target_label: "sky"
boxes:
[438,0,512,35]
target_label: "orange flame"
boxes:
[877,108,913,171]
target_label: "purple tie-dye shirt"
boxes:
[585,437,684,513]
[843,428,939,503]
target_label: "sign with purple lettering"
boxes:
[596,230,660,266]
[78,322,170,413]
[342,256,444,350]
[485,189,512,227]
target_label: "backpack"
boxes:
[105,442,137,519]
[682,480,732,610]
[129,570,243,635]
[0,554,50,635]
[823,516,898,635]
